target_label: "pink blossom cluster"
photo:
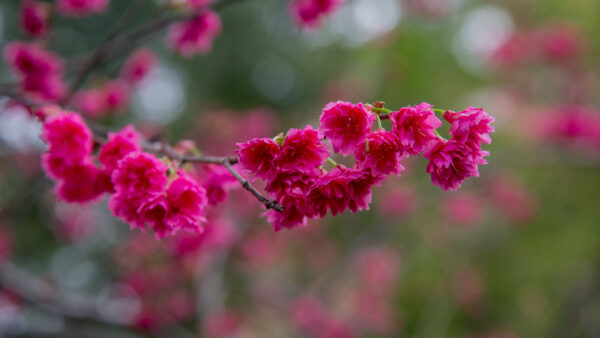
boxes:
[40,112,112,202]
[535,105,600,153]
[74,48,156,118]
[167,10,222,57]
[237,101,493,231]
[40,110,210,239]
[56,0,110,17]
[20,0,51,37]
[3,42,66,103]
[491,24,583,67]
[289,0,343,28]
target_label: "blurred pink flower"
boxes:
[20,0,50,37]
[57,0,109,17]
[377,186,417,218]
[203,310,244,337]
[167,11,221,57]
[41,112,93,164]
[442,193,484,226]
[99,125,142,171]
[120,48,156,85]
[3,42,65,103]
[202,164,239,205]
[164,174,208,235]
[290,0,343,29]
[488,175,538,224]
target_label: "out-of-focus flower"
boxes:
[20,1,51,37]
[3,42,66,103]
[167,11,221,57]
[290,0,343,29]
[120,49,157,85]
[487,175,538,224]
[57,0,110,17]
[442,193,484,226]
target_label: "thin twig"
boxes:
[62,0,150,105]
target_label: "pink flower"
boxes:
[424,139,488,191]
[236,138,281,180]
[167,11,221,57]
[108,194,147,229]
[390,102,442,155]
[20,1,50,37]
[3,42,65,102]
[319,101,375,156]
[103,80,130,112]
[73,88,106,117]
[265,170,320,197]
[202,164,238,205]
[292,296,329,332]
[356,130,404,176]
[41,153,70,179]
[203,310,243,338]
[55,163,105,203]
[265,188,310,231]
[278,126,330,174]
[74,80,131,117]
[442,193,484,226]
[139,195,170,238]
[290,0,343,29]
[99,125,142,171]
[41,112,93,164]
[120,49,156,85]
[488,176,538,224]
[355,247,401,291]
[57,0,110,17]
[111,152,168,197]
[537,25,582,62]
[307,166,378,217]
[490,33,534,67]
[443,107,495,146]
[165,175,208,234]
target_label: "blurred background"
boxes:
[0,0,600,337]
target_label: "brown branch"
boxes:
[141,140,284,212]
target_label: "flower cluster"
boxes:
[237,101,494,231]
[40,110,209,239]
[3,42,66,103]
[491,24,583,67]
[289,0,343,28]
[424,107,494,191]
[39,100,492,237]
[40,112,110,202]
